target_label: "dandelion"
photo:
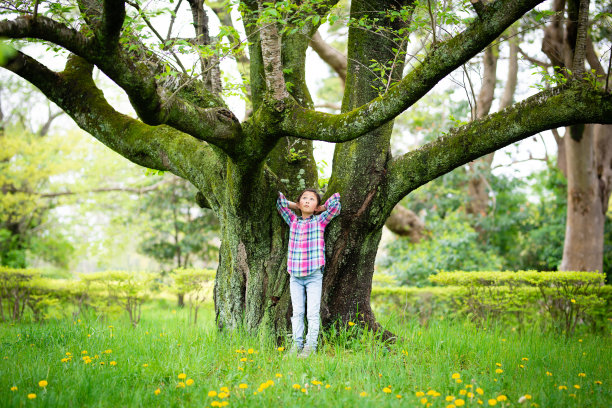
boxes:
[28,393,36,399]
[452,373,461,379]
[154,388,161,395]
[495,363,502,367]
[81,350,88,355]
[487,399,497,406]
[301,388,307,393]
[467,392,474,398]
[569,393,576,397]
[456,379,463,384]
[416,391,425,397]
[176,382,185,388]
[476,388,484,395]
[105,349,112,354]
[239,383,248,389]
[459,389,467,396]
[240,357,247,362]
[178,373,187,380]
[496,395,507,401]
[558,385,567,390]
[578,339,583,343]
[275,373,282,378]
[520,365,525,368]
[522,357,529,361]
[360,391,368,397]
[220,387,229,393]
[446,396,455,402]
[383,387,392,393]
[455,399,465,406]
[142,364,148,368]
[325,384,331,389]
[595,381,602,385]
[61,358,68,363]
[186,379,194,386]
[247,348,254,354]
[546,371,552,376]
[571,299,576,303]
[311,380,322,385]
[518,395,532,403]
[348,322,355,326]
[420,397,428,404]
[266,380,274,387]
[292,384,301,390]
[447,405,456,408]
[465,385,473,389]
[277,347,285,352]
[220,402,229,407]
[65,352,72,356]
[495,369,503,374]
[10,386,17,391]
[573,385,580,389]
[110,361,117,366]
[345,386,351,390]
[396,394,402,399]
[578,373,586,377]
[100,362,105,366]
[208,390,217,397]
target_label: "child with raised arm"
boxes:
[277,189,341,357]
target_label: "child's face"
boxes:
[298,191,319,214]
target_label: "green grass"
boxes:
[1,303,610,407]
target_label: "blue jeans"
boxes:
[289,269,323,350]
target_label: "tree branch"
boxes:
[2,50,222,192]
[386,83,612,206]
[470,0,486,18]
[280,0,548,142]
[309,31,347,84]
[101,0,126,51]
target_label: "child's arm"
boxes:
[318,193,341,227]
[276,192,297,225]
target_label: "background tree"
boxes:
[1,0,611,338]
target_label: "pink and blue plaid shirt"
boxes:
[277,192,341,277]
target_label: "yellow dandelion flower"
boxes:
[218,392,228,399]
[546,371,552,376]
[570,299,576,303]
[208,390,217,397]
[578,373,586,377]
[455,399,465,407]
[61,358,68,363]
[420,397,428,404]
[495,363,502,367]
[573,385,580,389]
[495,369,503,374]
[65,352,72,356]
[433,391,441,397]
[416,391,425,397]
[247,348,254,354]
[487,399,497,406]
[220,402,229,407]
[110,361,117,366]
[312,380,322,385]
[477,399,483,405]
[467,392,474,398]
[447,405,456,408]
[396,394,402,399]
[569,393,576,397]
[10,386,18,392]
[292,384,301,390]
[459,389,467,396]
[383,387,391,393]
[452,373,461,379]
[100,362,105,365]
[348,322,355,326]
[81,350,87,355]
[275,373,282,378]
[277,347,284,351]
[176,382,185,388]
[522,357,529,361]
[142,364,148,368]
[476,388,484,395]
[360,391,368,397]
[325,384,331,389]
[345,386,351,390]
[186,379,194,386]
[595,381,602,385]
[465,385,473,389]
[427,390,436,396]
[558,385,567,390]
[496,395,507,401]
[578,339,583,342]
[240,357,247,362]
[178,373,186,379]
[446,396,455,402]
[266,380,274,387]
[220,387,229,393]
[28,393,36,399]
[239,383,248,389]
[301,388,307,393]
[456,379,463,384]
[154,388,161,395]
[211,402,221,407]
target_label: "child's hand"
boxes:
[288,201,299,211]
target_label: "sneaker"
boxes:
[298,346,314,358]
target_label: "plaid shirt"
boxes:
[277,192,341,277]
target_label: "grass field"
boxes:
[1,302,610,407]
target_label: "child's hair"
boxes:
[296,189,322,207]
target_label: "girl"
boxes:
[277,189,341,357]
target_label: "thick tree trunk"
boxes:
[560,124,612,272]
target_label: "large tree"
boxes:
[1,0,611,337]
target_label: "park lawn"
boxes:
[0,302,609,408]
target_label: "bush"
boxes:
[171,268,215,324]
